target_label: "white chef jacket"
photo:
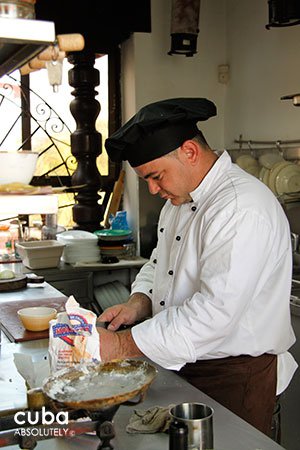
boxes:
[131,151,298,395]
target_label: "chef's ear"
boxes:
[179,139,199,164]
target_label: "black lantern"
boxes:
[266,0,300,29]
[168,0,201,57]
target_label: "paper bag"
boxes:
[49,296,100,373]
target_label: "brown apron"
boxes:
[178,353,277,436]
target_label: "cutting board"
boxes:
[0,274,45,291]
[0,275,27,291]
[0,296,67,342]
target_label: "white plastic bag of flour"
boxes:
[49,296,100,373]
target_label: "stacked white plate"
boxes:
[57,230,100,264]
[235,152,300,198]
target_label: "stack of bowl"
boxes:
[94,229,133,261]
[57,230,100,264]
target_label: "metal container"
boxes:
[169,403,214,450]
[291,233,299,253]
[169,420,188,450]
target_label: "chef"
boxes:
[98,97,298,437]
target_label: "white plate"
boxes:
[246,165,260,178]
[62,248,99,256]
[236,155,258,171]
[62,254,100,264]
[268,161,291,194]
[258,153,284,169]
[275,163,300,195]
[261,167,271,186]
[57,230,98,243]
[259,166,267,182]
[62,242,99,251]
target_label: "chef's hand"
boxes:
[99,327,144,361]
[98,292,152,331]
[98,303,138,331]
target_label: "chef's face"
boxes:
[134,148,194,206]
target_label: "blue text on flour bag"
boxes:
[53,315,93,346]
[68,314,93,334]
[49,296,100,373]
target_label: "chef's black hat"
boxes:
[105,97,217,167]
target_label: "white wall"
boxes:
[123,0,300,150]
[131,0,227,149]
[122,0,227,249]
[122,0,300,248]
[225,0,300,148]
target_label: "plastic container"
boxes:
[15,240,65,269]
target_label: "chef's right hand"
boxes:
[98,303,138,331]
[98,292,152,331]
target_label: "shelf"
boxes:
[0,17,55,77]
[0,194,58,218]
[72,257,148,269]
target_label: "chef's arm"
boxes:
[99,327,144,361]
[98,292,152,331]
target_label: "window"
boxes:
[30,55,109,176]
[0,49,121,228]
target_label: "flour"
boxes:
[45,362,150,403]
[50,370,147,402]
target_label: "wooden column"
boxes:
[67,50,103,231]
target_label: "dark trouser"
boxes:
[178,354,277,437]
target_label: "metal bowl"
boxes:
[43,359,158,411]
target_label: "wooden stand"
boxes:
[68,51,103,231]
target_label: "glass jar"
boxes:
[9,221,19,257]
[0,0,36,19]
[41,214,58,240]
[0,224,12,259]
